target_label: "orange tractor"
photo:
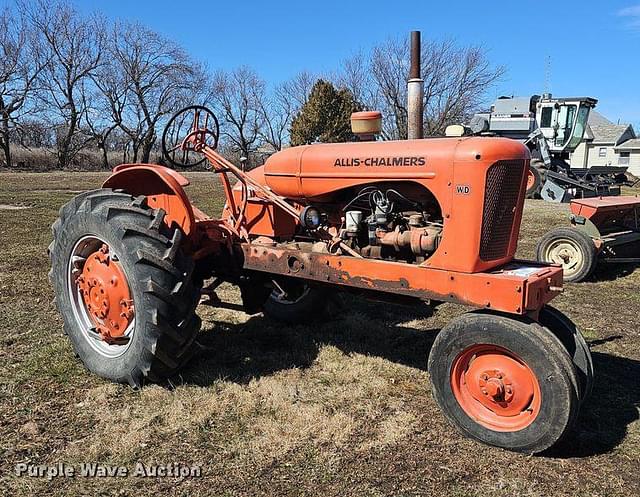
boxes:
[48,105,593,454]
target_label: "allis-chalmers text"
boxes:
[334,157,426,167]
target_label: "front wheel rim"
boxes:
[451,344,541,432]
[67,236,135,358]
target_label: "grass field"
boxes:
[1,171,639,497]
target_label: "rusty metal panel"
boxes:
[241,244,562,315]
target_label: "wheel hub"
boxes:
[478,370,513,403]
[546,240,582,275]
[75,244,133,344]
[451,345,541,431]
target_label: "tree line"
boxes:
[0,0,504,171]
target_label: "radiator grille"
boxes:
[480,160,525,261]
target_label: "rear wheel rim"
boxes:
[544,238,584,278]
[67,235,135,358]
[451,344,541,432]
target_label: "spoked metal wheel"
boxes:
[536,227,597,282]
[68,236,135,358]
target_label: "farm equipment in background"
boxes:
[48,103,594,454]
[536,196,640,282]
[465,94,630,202]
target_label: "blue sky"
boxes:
[18,1,640,126]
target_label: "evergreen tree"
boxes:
[290,79,361,146]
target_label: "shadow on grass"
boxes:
[179,298,640,458]
[590,261,638,282]
[182,297,437,385]
[549,351,640,458]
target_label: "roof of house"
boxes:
[615,138,640,150]
[585,111,632,144]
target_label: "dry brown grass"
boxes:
[1,172,639,496]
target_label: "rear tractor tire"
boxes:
[428,311,581,454]
[536,227,597,283]
[48,189,202,388]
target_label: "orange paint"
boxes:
[76,243,133,343]
[102,132,560,319]
[251,137,530,274]
[570,195,640,228]
[103,164,196,237]
[451,344,541,431]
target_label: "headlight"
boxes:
[300,206,322,230]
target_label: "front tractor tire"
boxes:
[48,189,201,388]
[539,305,594,403]
[428,311,580,454]
[536,227,597,283]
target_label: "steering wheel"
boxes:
[161,105,220,168]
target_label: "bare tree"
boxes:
[208,66,265,162]
[258,82,294,152]
[255,71,322,152]
[280,70,317,110]
[0,6,46,167]
[16,118,54,148]
[335,51,379,110]
[337,36,504,139]
[423,44,505,135]
[25,0,105,168]
[82,85,122,169]
[84,40,129,169]
[108,21,204,163]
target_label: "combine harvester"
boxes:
[463,94,640,281]
[48,32,594,454]
[465,94,630,201]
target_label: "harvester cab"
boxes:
[467,94,629,202]
[536,95,594,153]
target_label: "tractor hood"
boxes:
[256,137,529,201]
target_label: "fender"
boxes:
[103,163,196,237]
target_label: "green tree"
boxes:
[290,79,361,146]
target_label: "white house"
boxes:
[569,111,640,176]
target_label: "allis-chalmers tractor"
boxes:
[48,106,594,454]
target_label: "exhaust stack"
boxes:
[407,31,424,140]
